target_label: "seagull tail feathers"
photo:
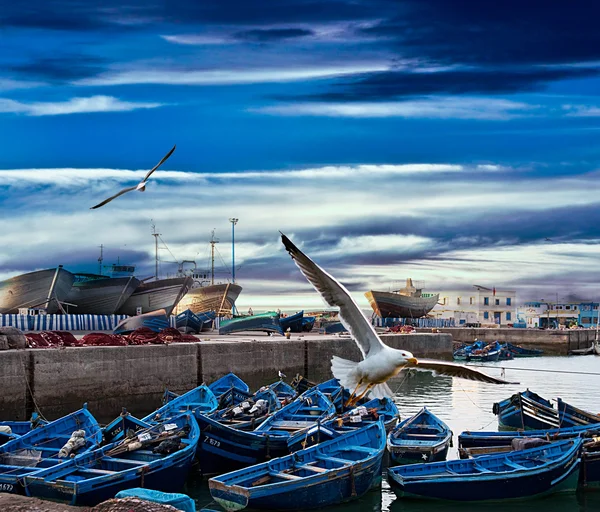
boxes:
[331,356,360,391]
[370,382,393,399]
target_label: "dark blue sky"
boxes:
[2,1,600,308]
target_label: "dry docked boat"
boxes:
[0,266,74,314]
[208,420,387,511]
[117,276,192,316]
[365,278,439,319]
[66,274,140,315]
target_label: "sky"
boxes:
[1,0,600,310]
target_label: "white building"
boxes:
[431,286,517,326]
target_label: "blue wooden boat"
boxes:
[279,311,304,333]
[324,322,347,334]
[287,397,399,452]
[494,389,600,430]
[582,440,600,489]
[113,309,170,334]
[264,380,297,402]
[175,309,203,334]
[388,438,583,501]
[208,420,386,511]
[23,413,199,506]
[387,407,452,465]
[145,385,218,424]
[458,423,600,453]
[209,372,250,399]
[219,312,283,336]
[197,310,217,331]
[301,316,315,332]
[0,414,47,445]
[466,341,501,362]
[0,405,103,495]
[102,409,153,444]
[290,376,369,413]
[210,388,281,430]
[504,342,544,357]
[255,389,336,436]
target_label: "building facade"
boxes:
[431,286,516,326]
[519,300,598,328]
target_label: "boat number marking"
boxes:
[0,484,14,492]
[203,435,221,447]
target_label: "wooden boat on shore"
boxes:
[387,407,452,465]
[23,413,199,506]
[388,438,583,501]
[279,311,304,333]
[113,309,169,334]
[0,405,103,495]
[175,309,203,334]
[0,266,74,314]
[209,420,386,511]
[67,274,140,315]
[503,342,544,357]
[493,389,600,430]
[287,397,399,452]
[365,279,439,319]
[118,276,192,316]
[219,312,284,336]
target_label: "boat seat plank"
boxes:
[403,433,442,438]
[504,460,526,469]
[315,455,351,465]
[343,446,374,454]
[270,420,316,428]
[300,464,328,473]
[104,457,146,465]
[78,468,116,475]
[269,471,302,480]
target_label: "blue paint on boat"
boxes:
[209,373,250,399]
[388,438,583,501]
[279,311,304,333]
[209,388,281,430]
[103,410,153,444]
[208,420,387,511]
[0,414,47,445]
[0,405,103,495]
[116,488,196,512]
[144,385,218,424]
[23,413,199,506]
[387,407,452,465]
[219,312,283,336]
[503,342,544,357]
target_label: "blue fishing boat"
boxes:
[387,407,452,465]
[145,385,218,424]
[458,423,600,454]
[287,397,399,452]
[255,389,336,436]
[504,342,544,357]
[388,438,583,501]
[209,372,250,399]
[279,311,305,333]
[494,390,600,430]
[102,409,153,444]
[210,388,281,430]
[209,420,386,511]
[0,414,46,445]
[301,316,315,332]
[466,341,501,362]
[197,310,217,331]
[324,322,347,334]
[113,309,170,334]
[175,309,203,334]
[291,376,369,413]
[23,413,199,506]
[582,441,600,489]
[219,312,284,336]
[267,380,297,402]
[0,405,103,495]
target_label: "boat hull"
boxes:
[0,267,74,314]
[219,312,283,336]
[175,283,242,316]
[118,277,192,316]
[67,276,140,314]
[365,290,439,318]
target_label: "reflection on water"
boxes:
[189,356,600,512]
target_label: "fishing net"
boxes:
[127,327,159,345]
[81,333,129,346]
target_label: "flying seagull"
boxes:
[545,238,552,241]
[280,233,514,406]
[90,145,176,209]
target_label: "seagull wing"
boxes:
[142,144,176,182]
[281,233,385,358]
[90,185,138,209]
[406,359,517,385]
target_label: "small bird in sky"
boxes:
[545,237,552,241]
[90,145,176,209]
[280,233,514,407]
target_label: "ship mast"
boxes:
[98,244,104,276]
[210,229,219,285]
[151,221,161,281]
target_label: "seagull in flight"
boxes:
[280,233,514,406]
[90,145,176,209]
[545,237,552,242]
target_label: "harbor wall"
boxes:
[436,327,595,355]
[0,333,451,422]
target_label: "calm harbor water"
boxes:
[189,355,600,512]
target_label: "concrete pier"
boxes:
[436,327,596,355]
[0,332,451,422]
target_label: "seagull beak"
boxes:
[407,357,418,365]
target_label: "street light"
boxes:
[229,218,239,284]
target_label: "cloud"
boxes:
[8,54,106,82]
[233,27,314,42]
[0,95,165,116]
[563,104,600,117]
[0,77,46,90]
[253,97,535,120]
[76,63,391,86]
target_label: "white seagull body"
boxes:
[90,145,176,209]
[280,233,513,403]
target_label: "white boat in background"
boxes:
[117,276,192,316]
[0,266,74,314]
[67,274,140,315]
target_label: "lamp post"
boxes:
[229,218,238,284]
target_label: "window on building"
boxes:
[457,297,461,305]
[566,306,570,310]
[573,306,577,310]
[495,299,500,306]
[443,297,448,305]
[483,311,489,319]
[506,312,512,321]
[470,297,474,305]
[506,298,511,306]
[484,297,489,306]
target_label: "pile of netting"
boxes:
[25,327,198,348]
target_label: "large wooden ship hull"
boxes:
[175,283,242,315]
[66,276,141,315]
[365,290,439,318]
[0,266,74,314]
[117,276,192,316]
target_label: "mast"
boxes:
[151,222,160,281]
[210,229,219,285]
[98,244,104,276]
[229,218,238,284]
